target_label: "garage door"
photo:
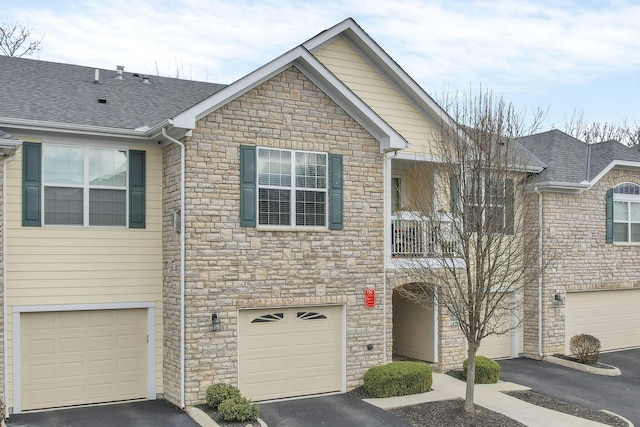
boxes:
[21,309,148,411]
[566,289,640,354]
[478,293,519,359]
[238,305,343,401]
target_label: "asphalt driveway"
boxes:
[499,348,640,425]
[6,399,198,427]
[260,393,411,427]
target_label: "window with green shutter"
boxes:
[22,143,145,228]
[239,146,343,229]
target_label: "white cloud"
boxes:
[5,0,640,124]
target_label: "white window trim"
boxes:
[12,302,157,414]
[464,176,508,231]
[256,147,328,228]
[613,182,640,243]
[41,143,129,228]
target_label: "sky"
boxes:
[5,0,640,131]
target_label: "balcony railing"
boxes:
[391,212,460,258]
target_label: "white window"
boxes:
[43,145,128,226]
[464,176,512,233]
[613,183,640,243]
[257,148,327,227]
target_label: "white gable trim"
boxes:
[588,160,640,188]
[171,46,407,153]
[304,19,458,132]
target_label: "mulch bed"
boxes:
[348,372,627,427]
[389,398,526,427]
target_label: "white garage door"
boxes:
[21,309,148,411]
[478,293,519,359]
[566,289,640,354]
[238,306,343,401]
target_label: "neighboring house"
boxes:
[0,17,638,417]
[518,130,640,357]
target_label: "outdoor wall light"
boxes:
[553,294,564,306]
[211,313,221,331]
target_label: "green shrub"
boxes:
[218,396,260,422]
[463,356,500,384]
[205,383,241,410]
[363,361,432,398]
[570,334,601,365]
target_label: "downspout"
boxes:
[3,151,17,419]
[161,128,186,408]
[533,186,543,358]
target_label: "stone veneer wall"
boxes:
[387,271,466,372]
[178,67,386,406]
[162,143,182,405]
[525,169,640,356]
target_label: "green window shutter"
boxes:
[129,150,146,229]
[328,153,343,230]
[22,142,41,227]
[504,178,515,235]
[240,145,256,227]
[606,188,613,243]
[450,174,460,215]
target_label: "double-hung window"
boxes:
[611,183,640,243]
[22,142,145,228]
[456,175,514,234]
[43,145,127,226]
[239,145,342,230]
[257,148,327,227]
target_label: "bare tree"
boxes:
[396,90,544,413]
[0,21,43,57]
[563,109,640,147]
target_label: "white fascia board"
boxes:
[535,181,590,193]
[304,19,458,133]
[587,160,640,188]
[0,117,150,140]
[293,56,406,152]
[172,46,408,153]
[172,47,309,129]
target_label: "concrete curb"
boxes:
[544,356,621,376]
[188,406,267,427]
[600,409,634,427]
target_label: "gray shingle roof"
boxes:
[517,129,640,183]
[0,55,226,131]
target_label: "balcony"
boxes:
[390,211,460,258]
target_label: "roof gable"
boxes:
[518,129,640,192]
[172,44,408,153]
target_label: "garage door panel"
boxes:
[239,306,342,401]
[566,290,640,353]
[21,309,148,411]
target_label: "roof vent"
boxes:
[115,65,124,80]
[141,75,150,84]
[98,98,107,104]
[94,69,100,84]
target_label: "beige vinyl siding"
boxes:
[314,37,441,157]
[4,142,164,408]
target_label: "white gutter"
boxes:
[0,117,150,139]
[534,186,544,358]
[2,144,19,419]
[161,128,186,409]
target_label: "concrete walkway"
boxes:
[364,373,610,427]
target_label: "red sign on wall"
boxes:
[364,288,375,308]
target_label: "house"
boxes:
[517,130,640,357]
[0,17,638,416]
